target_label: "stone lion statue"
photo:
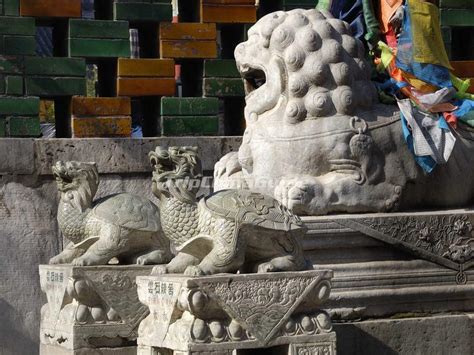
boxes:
[50,161,172,266]
[149,146,310,276]
[214,9,474,215]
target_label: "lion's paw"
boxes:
[184,265,205,277]
[214,152,241,179]
[275,177,319,214]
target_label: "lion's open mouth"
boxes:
[241,66,267,97]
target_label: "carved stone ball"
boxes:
[228,320,243,340]
[316,281,331,302]
[192,318,209,341]
[237,8,378,123]
[315,312,332,331]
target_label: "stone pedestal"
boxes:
[302,209,474,354]
[39,265,154,355]
[136,271,336,355]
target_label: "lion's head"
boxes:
[149,146,202,203]
[235,9,378,124]
[52,161,99,212]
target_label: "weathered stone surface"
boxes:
[137,271,335,353]
[0,176,60,355]
[40,344,136,355]
[334,314,474,355]
[35,137,242,175]
[0,138,34,174]
[303,213,474,320]
[0,137,240,355]
[50,161,171,266]
[149,146,309,276]
[39,265,154,352]
[214,8,474,216]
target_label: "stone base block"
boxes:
[136,271,336,355]
[334,313,474,355]
[302,211,474,320]
[39,264,154,353]
[40,344,137,355]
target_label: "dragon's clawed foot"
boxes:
[151,265,168,275]
[72,256,95,266]
[49,255,66,265]
[257,261,277,273]
[137,250,172,265]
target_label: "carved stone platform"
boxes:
[136,271,336,355]
[39,265,154,355]
[302,209,474,354]
[302,209,474,318]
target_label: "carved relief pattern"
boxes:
[91,273,149,329]
[198,277,315,342]
[190,312,332,344]
[360,214,474,264]
[294,343,333,355]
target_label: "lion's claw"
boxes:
[184,265,205,277]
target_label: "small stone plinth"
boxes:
[39,264,154,354]
[136,270,336,355]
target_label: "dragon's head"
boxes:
[235,9,378,125]
[149,146,202,203]
[52,161,99,212]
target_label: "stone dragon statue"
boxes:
[50,161,172,266]
[214,9,474,215]
[149,146,310,276]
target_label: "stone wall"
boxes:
[0,137,241,355]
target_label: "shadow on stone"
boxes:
[335,323,398,355]
[0,299,38,355]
